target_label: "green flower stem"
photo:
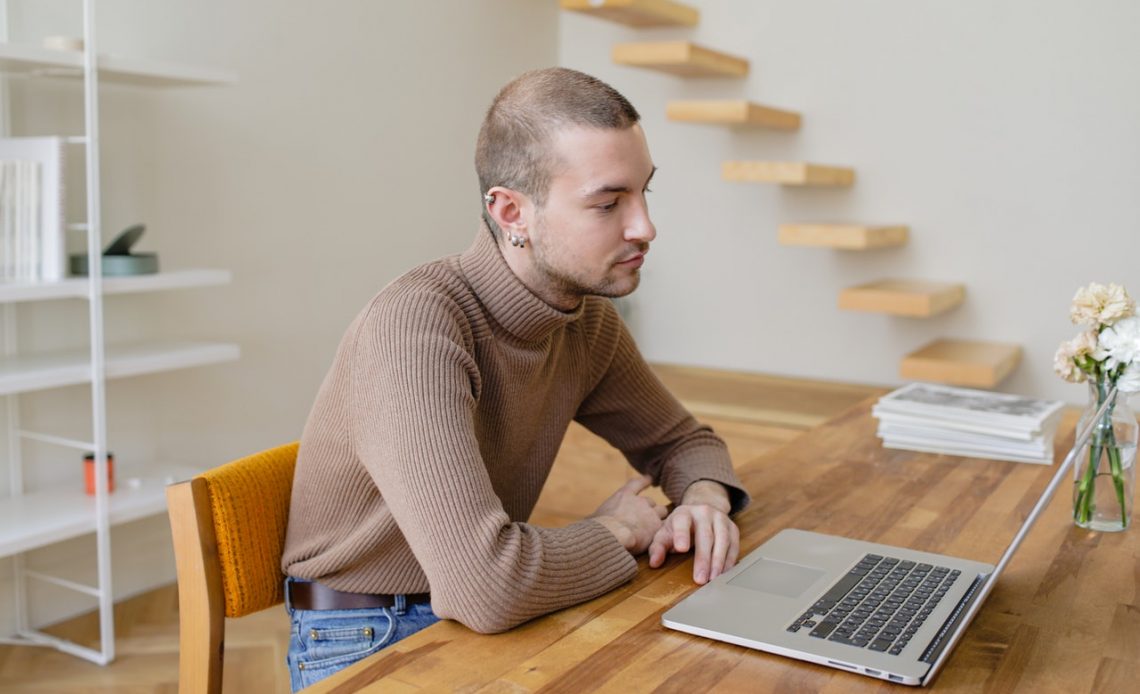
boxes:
[1073,379,1130,528]
[1075,441,1100,524]
[1108,443,1127,526]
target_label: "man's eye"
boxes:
[598,200,618,212]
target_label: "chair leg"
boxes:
[167,479,226,694]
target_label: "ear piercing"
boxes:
[484,191,525,248]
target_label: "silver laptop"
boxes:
[663,391,1109,686]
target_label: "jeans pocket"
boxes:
[296,610,394,688]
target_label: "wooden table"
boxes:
[307,400,1140,692]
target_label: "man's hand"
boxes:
[648,480,739,585]
[590,475,668,554]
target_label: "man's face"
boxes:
[522,124,657,310]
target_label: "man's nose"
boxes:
[626,205,656,244]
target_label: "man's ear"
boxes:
[485,187,529,232]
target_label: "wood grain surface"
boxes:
[306,400,1139,693]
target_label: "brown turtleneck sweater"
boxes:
[282,225,749,634]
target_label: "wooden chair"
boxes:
[166,442,299,694]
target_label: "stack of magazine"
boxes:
[872,383,1065,465]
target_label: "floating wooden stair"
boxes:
[779,224,908,250]
[900,338,1022,388]
[560,0,699,27]
[723,161,855,187]
[838,279,965,317]
[613,41,748,77]
[667,99,801,130]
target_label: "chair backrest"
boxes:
[167,442,299,694]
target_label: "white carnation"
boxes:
[1098,316,1140,370]
[1117,363,1140,393]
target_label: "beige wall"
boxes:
[1,0,558,633]
[560,0,1140,405]
[6,0,1138,637]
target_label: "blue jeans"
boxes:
[285,578,440,692]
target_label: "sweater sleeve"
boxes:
[349,287,636,634]
[574,308,750,514]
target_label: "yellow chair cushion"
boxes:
[200,442,299,618]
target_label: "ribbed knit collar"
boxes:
[459,222,585,343]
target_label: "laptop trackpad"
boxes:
[728,557,826,598]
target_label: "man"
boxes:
[281,67,750,691]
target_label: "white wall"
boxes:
[560,0,1140,405]
[1,0,557,634]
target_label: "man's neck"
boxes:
[497,240,583,313]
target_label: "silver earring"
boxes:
[483,192,495,205]
[509,233,527,248]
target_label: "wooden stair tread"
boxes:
[779,224,908,250]
[667,99,801,130]
[838,279,965,317]
[613,41,748,77]
[723,161,855,187]
[560,0,699,27]
[900,338,1022,388]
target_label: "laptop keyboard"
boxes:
[786,553,960,656]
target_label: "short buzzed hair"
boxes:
[475,67,640,238]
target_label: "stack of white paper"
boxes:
[872,383,1065,465]
[0,137,66,283]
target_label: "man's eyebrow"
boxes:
[582,167,658,197]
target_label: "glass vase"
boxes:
[1073,379,1138,531]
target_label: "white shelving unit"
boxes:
[0,463,202,557]
[0,42,236,86]
[0,340,240,396]
[0,1,237,665]
[0,268,231,303]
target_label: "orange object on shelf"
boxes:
[84,453,114,495]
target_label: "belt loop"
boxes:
[394,594,407,616]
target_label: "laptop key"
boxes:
[808,620,840,638]
[869,638,894,652]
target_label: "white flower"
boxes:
[1098,316,1140,370]
[1054,333,1091,383]
[1070,282,1135,326]
[1117,363,1140,393]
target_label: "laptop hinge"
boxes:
[920,574,986,664]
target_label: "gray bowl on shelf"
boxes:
[69,253,159,276]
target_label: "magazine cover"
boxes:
[874,382,1064,430]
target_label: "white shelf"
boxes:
[0,269,232,304]
[0,463,201,558]
[0,43,236,87]
[0,341,240,396]
[1,13,239,665]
